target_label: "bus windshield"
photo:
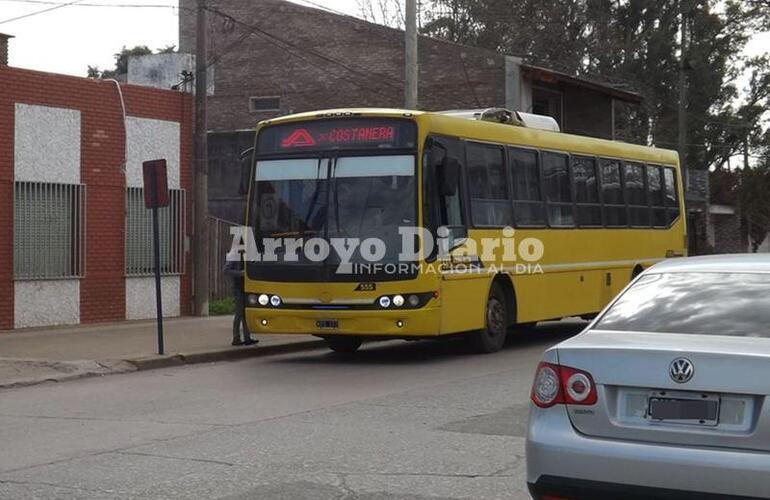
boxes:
[253,154,416,268]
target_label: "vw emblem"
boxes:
[669,358,694,384]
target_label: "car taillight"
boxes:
[531,362,597,408]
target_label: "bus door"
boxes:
[424,136,485,333]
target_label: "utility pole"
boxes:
[404,0,418,109]
[193,0,209,316]
[677,0,690,188]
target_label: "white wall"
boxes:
[14,103,81,184]
[125,116,180,189]
[125,117,182,318]
[14,280,81,329]
[125,276,180,320]
[14,104,82,328]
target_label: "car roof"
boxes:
[649,254,770,274]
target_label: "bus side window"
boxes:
[647,165,667,227]
[425,135,465,229]
[624,162,650,227]
[542,151,574,227]
[662,167,680,225]
[509,148,546,227]
[600,159,627,227]
[466,142,512,227]
[572,155,602,227]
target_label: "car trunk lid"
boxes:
[557,330,770,452]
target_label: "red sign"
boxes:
[142,159,169,208]
[281,128,316,148]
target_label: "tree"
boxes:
[739,162,770,252]
[366,0,765,169]
[357,0,406,27]
[87,45,176,79]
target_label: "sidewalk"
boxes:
[0,316,325,389]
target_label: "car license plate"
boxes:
[316,319,339,330]
[647,394,719,426]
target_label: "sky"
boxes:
[0,0,768,89]
[0,0,361,76]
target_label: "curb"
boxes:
[0,340,326,390]
[125,339,326,371]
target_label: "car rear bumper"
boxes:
[526,406,770,499]
[528,476,767,500]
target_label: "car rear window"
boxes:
[595,272,770,337]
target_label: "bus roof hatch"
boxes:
[438,108,560,132]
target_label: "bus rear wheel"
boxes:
[469,283,508,354]
[324,336,363,354]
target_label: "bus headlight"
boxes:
[378,296,391,308]
[258,294,270,306]
[407,294,420,307]
[247,294,260,306]
[270,295,282,307]
[392,295,405,307]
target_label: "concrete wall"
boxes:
[0,65,193,330]
[124,116,182,319]
[125,116,181,189]
[126,276,181,320]
[14,280,80,328]
[12,103,83,327]
[14,103,81,184]
[127,53,214,95]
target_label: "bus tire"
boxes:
[325,336,363,354]
[469,283,508,354]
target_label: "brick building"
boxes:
[177,0,640,137]
[0,40,193,330]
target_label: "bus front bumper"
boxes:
[245,306,441,337]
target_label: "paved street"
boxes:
[0,322,583,500]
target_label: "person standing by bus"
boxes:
[225,251,257,346]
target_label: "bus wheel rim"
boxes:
[487,297,505,336]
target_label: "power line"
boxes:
[0,0,175,7]
[0,0,85,25]
[203,5,401,99]
[213,7,403,90]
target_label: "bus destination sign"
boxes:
[257,118,416,154]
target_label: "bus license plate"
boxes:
[316,319,339,330]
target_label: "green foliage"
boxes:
[417,0,768,171]
[209,296,235,316]
[86,45,176,79]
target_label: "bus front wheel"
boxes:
[324,336,363,354]
[469,283,508,354]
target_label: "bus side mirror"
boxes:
[238,148,254,195]
[439,157,460,197]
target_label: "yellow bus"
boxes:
[241,108,686,354]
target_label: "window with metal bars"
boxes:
[13,182,86,280]
[125,188,185,276]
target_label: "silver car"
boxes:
[526,254,770,500]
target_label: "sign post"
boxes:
[142,159,170,355]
